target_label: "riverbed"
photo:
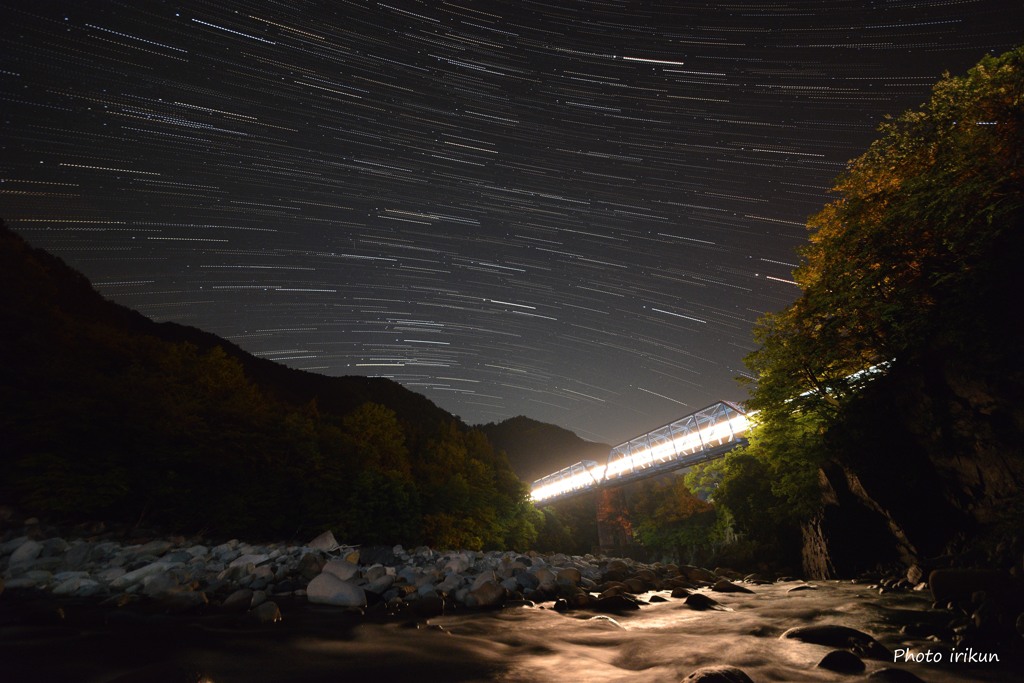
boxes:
[3,580,1019,682]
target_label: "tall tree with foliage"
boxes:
[748,45,1023,423]
[716,47,1024,565]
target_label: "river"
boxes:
[3,580,1019,682]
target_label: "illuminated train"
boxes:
[529,401,752,503]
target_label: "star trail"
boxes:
[2,1,1020,443]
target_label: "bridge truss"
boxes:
[530,401,752,504]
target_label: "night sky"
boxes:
[2,1,1020,444]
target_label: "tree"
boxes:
[747,45,1024,423]
[725,47,1024,570]
[632,475,718,564]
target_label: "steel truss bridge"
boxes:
[530,401,752,504]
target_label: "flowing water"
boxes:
[3,581,1020,682]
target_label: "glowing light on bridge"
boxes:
[530,401,753,504]
[530,460,607,502]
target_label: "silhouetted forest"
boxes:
[0,222,541,548]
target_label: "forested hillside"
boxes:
[0,222,540,548]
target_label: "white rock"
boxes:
[53,577,100,596]
[186,545,209,558]
[307,530,339,552]
[110,561,180,590]
[468,580,505,608]
[532,566,557,592]
[1,536,31,555]
[557,567,582,586]
[471,570,497,590]
[230,553,270,569]
[365,564,387,581]
[366,574,395,594]
[436,574,462,593]
[322,558,359,581]
[97,567,126,583]
[443,554,471,574]
[9,540,43,566]
[306,572,366,608]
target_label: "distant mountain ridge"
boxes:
[480,415,611,484]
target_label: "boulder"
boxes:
[780,624,889,659]
[681,665,755,682]
[298,552,326,581]
[817,649,865,673]
[8,539,43,566]
[713,579,754,594]
[306,530,339,552]
[110,561,180,590]
[229,553,270,569]
[468,580,505,608]
[556,567,581,587]
[307,572,366,608]
[249,601,282,624]
[322,558,359,582]
[684,593,723,611]
[593,594,640,614]
[222,588,254,612]
[136,540,174,557]
[679,565,718,583]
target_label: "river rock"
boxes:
[229,553,269,569]
[298,552,325,580]
[249,600,282,624]
[222,588,254,612]
[110,561,180,590]
[681,665,755,682]
[684,593,722,610]
[516,571,539,590]
[713,579,754,594]
[8,539,43,567]
[679,565,718,583]
[780,624,889,659]
[556,567,581,587]
[787,584,816,592]
[593,594,640,613]
[307,572,366,608]
[468,580,505,608]
[532,566,557,593]
[322,558,359,582]
[307,530,339,552]
[136,540,174,557]
[817,649,865,673]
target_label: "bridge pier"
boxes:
[596,487,639,557]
